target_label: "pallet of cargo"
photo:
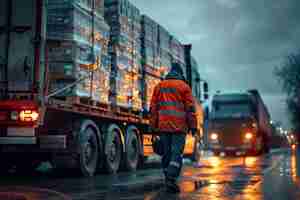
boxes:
[51,96,110,111]
[112,105,142,116]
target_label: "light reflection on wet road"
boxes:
[0,148,299,200]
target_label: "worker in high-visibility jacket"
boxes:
[150,62,197,193]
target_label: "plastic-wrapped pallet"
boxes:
[158,25,172,78]
[47,0,111,104]
[141,15,160,77]
[92,54,110,103]
[131,74,142,111]
[143,74,161,112]
[105,0,142,110]
[170,36,186,79]
[112,69,132,107]
[47,4,107,47]
[49,68,92,98]
[110,70,142,109]
[105,0,142,74]
[49,57,111,104]
[48,0,105,19]
[48,41,102,71]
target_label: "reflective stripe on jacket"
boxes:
[150,79,197,133]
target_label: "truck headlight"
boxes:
[210,133,218,141]
[245,132,253,140]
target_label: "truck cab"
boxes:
[208,93,267,155]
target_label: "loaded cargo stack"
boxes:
[0,0,206,177]
[46,0,111,104]
[105,0,142,111]
[170,36,186,78]
[141,15,161,112]
[158,25,172,78]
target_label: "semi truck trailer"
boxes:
[0,0,207,176]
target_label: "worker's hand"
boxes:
[190,128,198,136]
[149,127,160,134]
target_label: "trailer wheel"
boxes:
[52,120,101,177]
[104,124,123,173]
[123,126,141,171]
[78,126,99,177]
[16,158,41,174]
[0,154,12,174]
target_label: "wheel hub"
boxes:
[108,140,118,162]
[128,140,138,161]
[84,142,93,162]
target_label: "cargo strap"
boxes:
[45,74,90,101]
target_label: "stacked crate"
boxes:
[140,15,162,112]
[158,25,172,78]
[141,15,160,76]
[46,0,111,104]
[47,0,105,17]
[170,36,186,78]
[105,0,142,110]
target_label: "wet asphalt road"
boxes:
[0,148,299,200]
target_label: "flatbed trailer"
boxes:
[0,0,206,176]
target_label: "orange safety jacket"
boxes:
[150,79,197,134]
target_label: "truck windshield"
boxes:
[212,103,253,119]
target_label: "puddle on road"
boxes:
[0,193,27,200]
[0,187,71,200]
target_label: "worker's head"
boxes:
[170,62,184,76]
[165,62,185,81]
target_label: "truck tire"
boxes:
[104,124,123,173]
[123,126,141,171]
[15,158,41,175]
[78,126,99,177]
[51,120,101,177]
[0,154,12,174]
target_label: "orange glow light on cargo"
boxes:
[19,110,39,122]
[210,133,218,140]
[245,132,253,140]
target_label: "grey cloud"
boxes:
[129,0,300,127]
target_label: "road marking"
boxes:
[251,154,285,189]
[262,155,284,175]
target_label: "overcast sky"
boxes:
[131,0,300,128]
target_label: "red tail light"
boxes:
[245,132,253,140]
[19,110,39,122]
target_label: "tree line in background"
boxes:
[275,51,300,134]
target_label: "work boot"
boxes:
[165,179,180,193]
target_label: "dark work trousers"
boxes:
[160,133,186,182]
